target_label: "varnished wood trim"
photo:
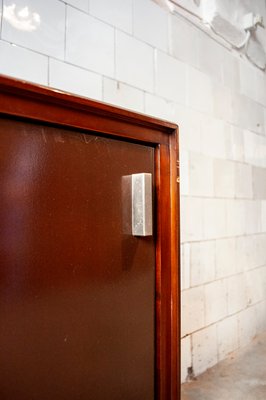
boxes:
[0,75,180,400]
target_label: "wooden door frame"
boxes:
[0,75,180,400]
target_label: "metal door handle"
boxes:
[122,173,153,236]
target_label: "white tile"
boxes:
[252,166,266,200]
[2,0,65,58]
[226,126,244,163]
[133,0,168,51]
[181,336,191,383]
[202,199,227,240]
[90,0,132,34]
[261,201,266,232]
[245,200,261,235]
[189,152,213,197]
[198,30,223,82]
[187,66,213,114]
[181,286,205,336]
[0,40,48,85]
[170,14,198,68]
[181,243,190,290]
[144,93,176,122]
[235,236,253,273]
[205,280,227,325]
[221,49,239,92]
[177,106,201,153]
[227,274,247,315]
[245,268,264,306]
[256,300,266,333]
[63,0,89,12]
[256,69,266,106]
[213,84,233,123]
[179,150,189,196]
[66,7,114,77]
[116,31,154,92]
[226,199,246,237]
[217,316,238,361]
[216,238,236,279]
[201,116,227,159]
[49,59,102,100]
[155,51,186,104]
[235,163,252,199]
[238,306,257,347]
[213,159,235,198]
[180,197,203,242]
[232,93,264,135]
[239,59,257,102]
[190,241,216,287]
[192,325,218,376]
[103,77,144,113]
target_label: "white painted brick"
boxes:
[144,93,176,122]
[179,150,189,196]
[202,199,227,240]
[181,336,191,383]
[221,49,240,92]
[226,199,246,237]
[181,243,190,290]
[235,163,252,199]
[226,126,244,163]
[187,66,213,114]
[227,274,247,315]
[181,286,205,337]
[213,159,235,198]
[190,241,215,287]
[0,40,48,85]
[49,59,102,100]
[66,7,114,77]
[2,0,65,59]
[239,60,257,102]
[192,325,218,376]
[170,15,198,68]
[261,201,266,232]
[244,130,266,168]
[180,197,203,242]
[133,0,168,51]
[103,78,144,113]
[116,31,154,92]
[238,306,257,347]
[245,267,265,306]
[201,116,227,159]
[217,315,238,361]
[155,51,186,104]
[216,238,236,279]
[245,200,261,235]
[205,280,227,325]
[213,84,233,123]
[90,0,132,34]
[189,153,213,197]
[198,30,223,82]
[63,0,89,12]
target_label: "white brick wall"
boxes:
[1,0,266,384]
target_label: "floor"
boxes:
[181,332,266,400]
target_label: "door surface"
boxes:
[0,118,155,400]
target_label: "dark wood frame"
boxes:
[0,75,180,400]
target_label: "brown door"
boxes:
[0,118,155,400]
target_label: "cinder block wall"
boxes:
[1,0,266,383]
